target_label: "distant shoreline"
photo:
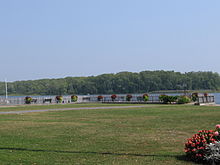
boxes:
[1,90,220,97]
[150,90,220,94]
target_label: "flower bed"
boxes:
[185,125,220,164]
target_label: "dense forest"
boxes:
[0,70,220,95]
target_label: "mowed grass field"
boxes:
[0,103,133,112]
[0,104,219,165]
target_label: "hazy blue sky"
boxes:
[1,0,220,81]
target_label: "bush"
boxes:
[143,94,149,101]
[185,130,217,162]
[185,125,220,163]
[71,95,78,102]
[126,94,132,101]
[24,96,32,104]
[159,95,178,104]
[177,96,191,104]
[97,95,103,101]
[159,95,167,102]
[56,96,63,103]
[111,94,117,101]
[192,93,198,102]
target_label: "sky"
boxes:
[0,0,220,82]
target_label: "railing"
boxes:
[0,94,216,105]
[0,96,73,105]
[197,96,215,104]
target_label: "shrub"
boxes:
[159,95,167,102]
[71,95,78,102]
[143,94,149,101]
[185,125,220,163]
[170,96,178,103]
[97,95,103,101]
[24,96,32,104]
[126,94,132,101]
[111,94,117,101]
[159,95,178,104]
[185,130,217,162]
[56,96,63,103]
[177,96,191,104]
[192,93,198,102]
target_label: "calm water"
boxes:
[213,93,220,104]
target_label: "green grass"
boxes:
[0,103,135,112]
[0,104,219,164]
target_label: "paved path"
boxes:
[0,105,149,115]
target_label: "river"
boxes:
[213,93,220,104]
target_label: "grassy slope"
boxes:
[0,104,219,164]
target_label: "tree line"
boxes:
[0,70,220,95]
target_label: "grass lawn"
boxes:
[0,104,219,164]
[0,103,136,112]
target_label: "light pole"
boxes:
[5,78,9,104]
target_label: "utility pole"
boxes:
[5,78,8,104]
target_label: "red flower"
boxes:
[97,95,103,99]
[185,129,219,162]
[111,94,117,99]
[97,95,104,101]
